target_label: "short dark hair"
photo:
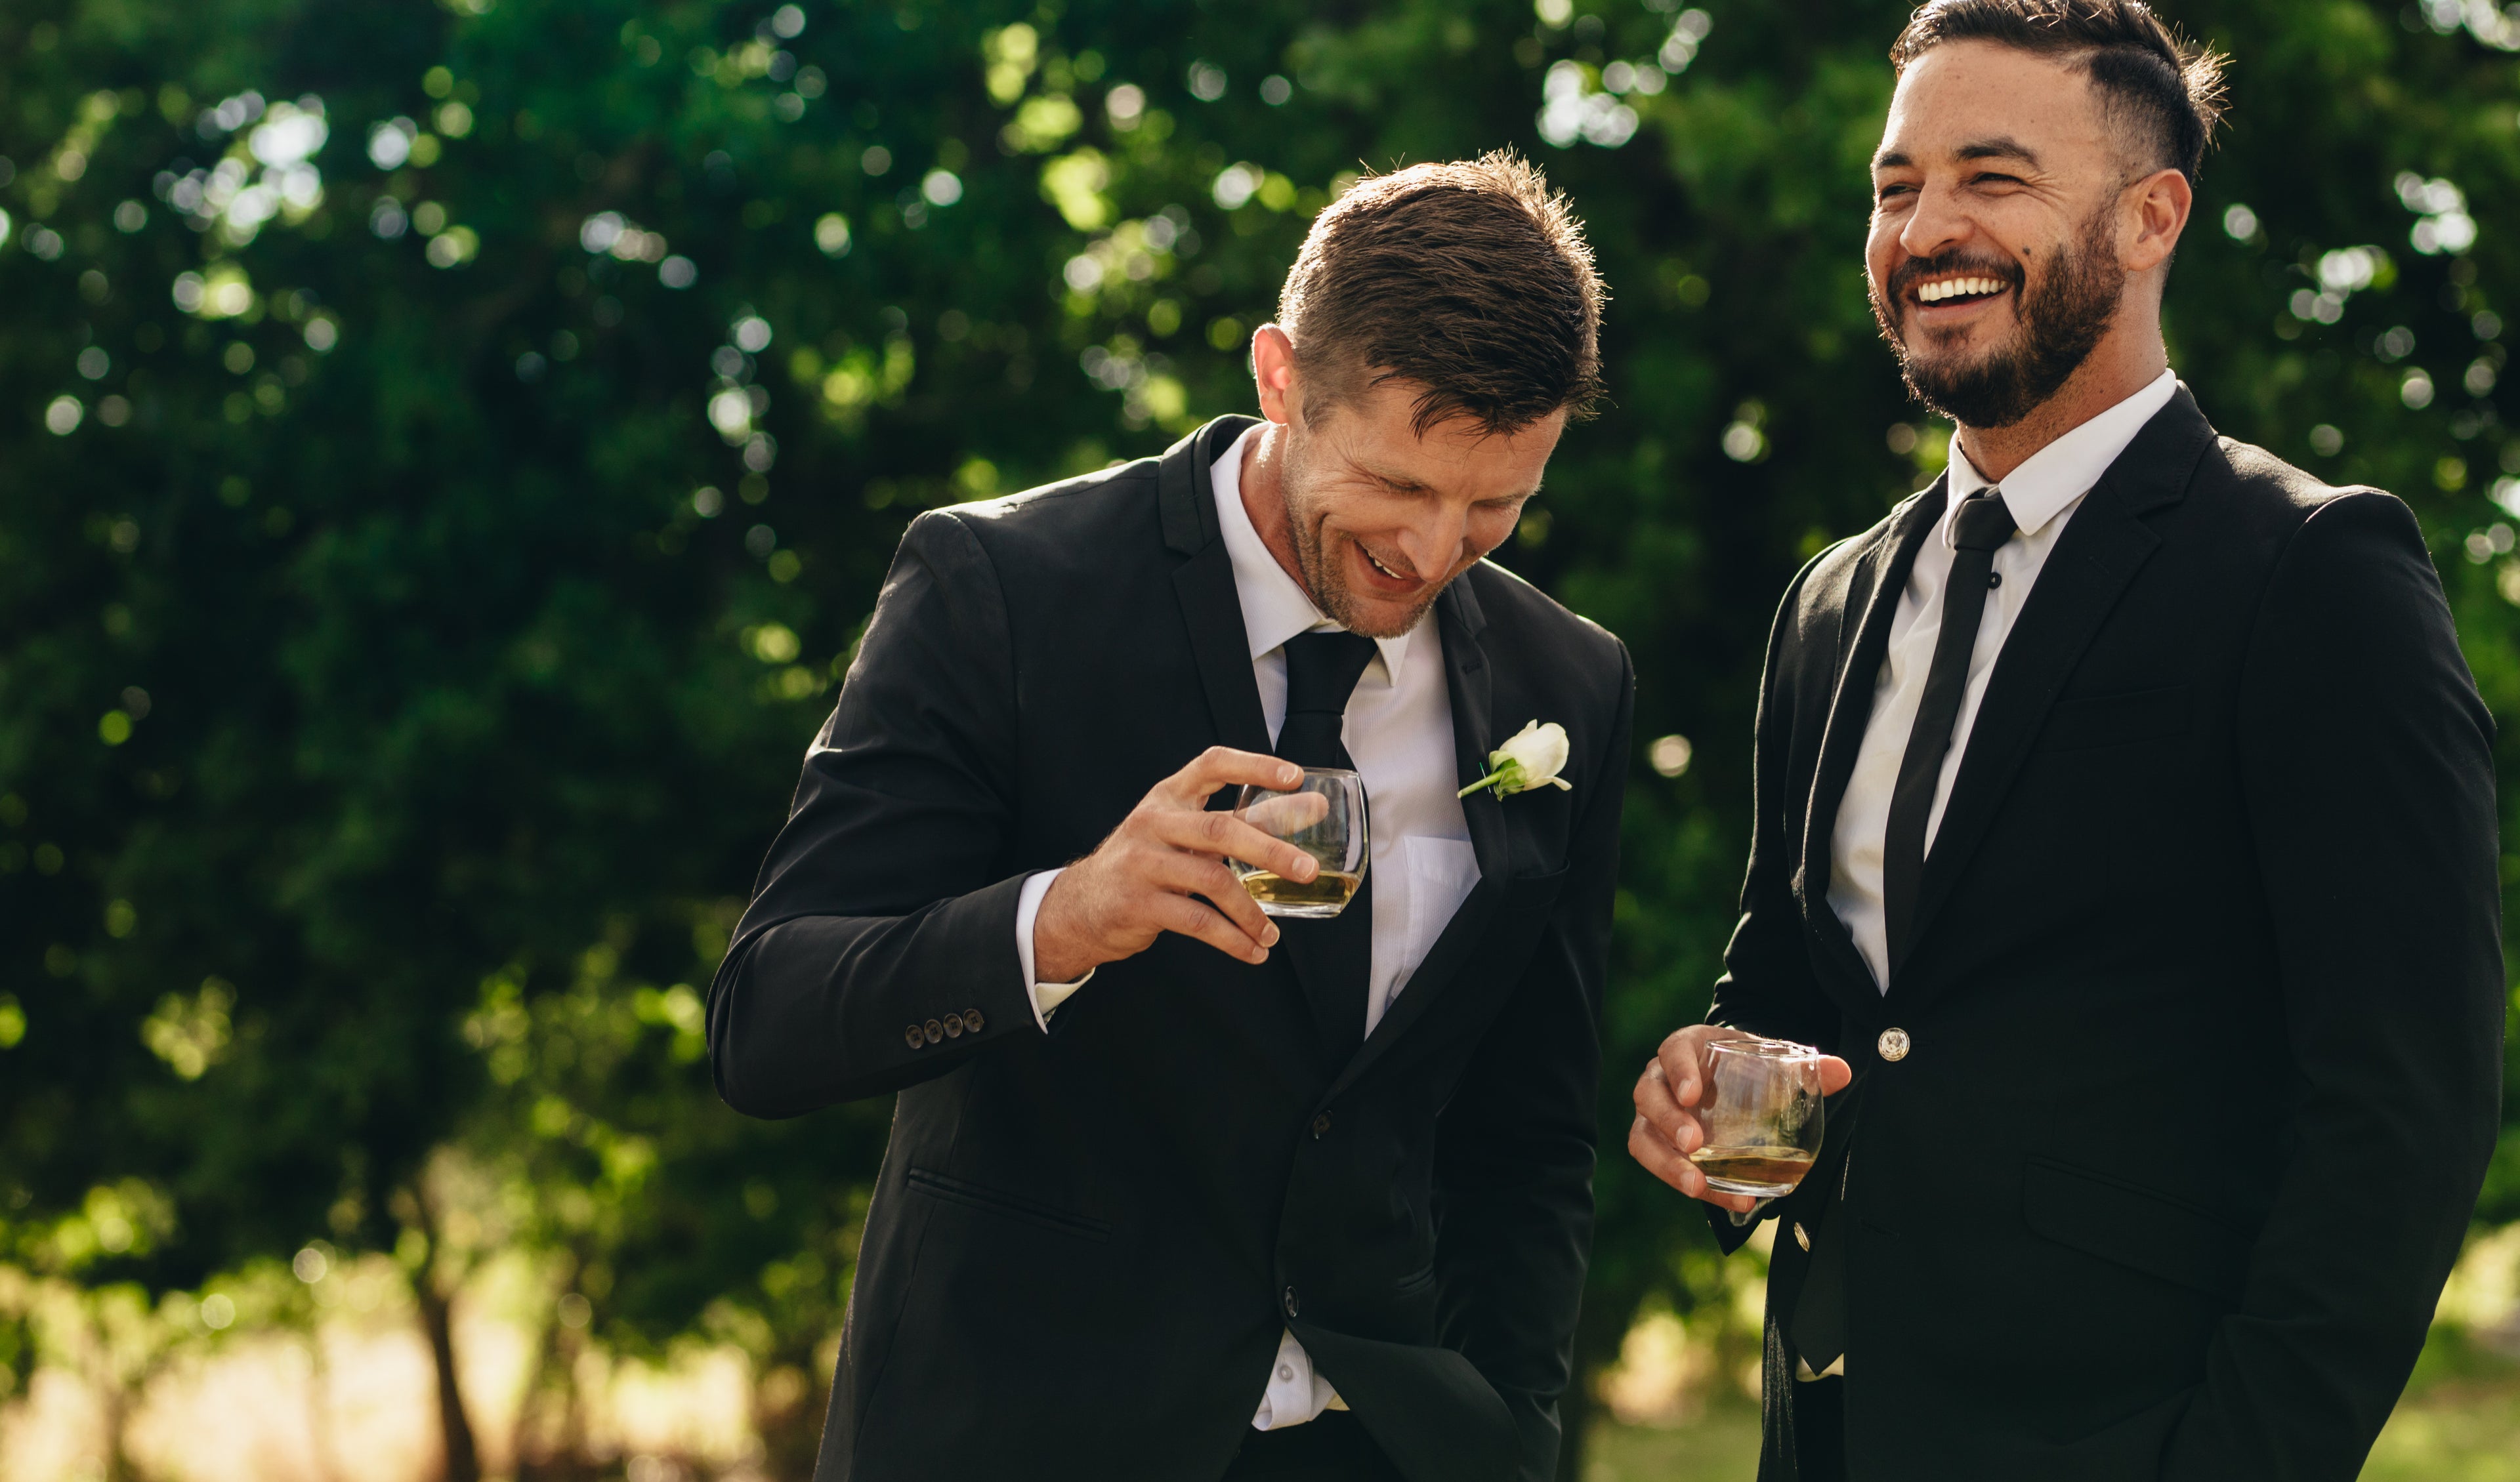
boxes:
[1276,150,1606,437]
[1890,0,2231,184]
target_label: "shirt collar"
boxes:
[1212,423,1415,681]
[1945,369,2180,539]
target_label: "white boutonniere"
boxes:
[1458,720,1574,800]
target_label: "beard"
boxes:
[1277,437,1447,640]
[1871,208,2126,430]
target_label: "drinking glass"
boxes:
[1690,1037,1828,1198]
[1230,768,1368,918]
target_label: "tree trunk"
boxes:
[416,1290,478,1481]
[402,1183,482,1482]
[416,1272,481,1482]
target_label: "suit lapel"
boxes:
[1164,417,1270,756]
[1795,488,1943,1011]
[1324,577,1500,1096]
[1162,417,1357,1050]
[1892,390,2217,989]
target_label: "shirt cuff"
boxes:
[1015,868,1095,1030]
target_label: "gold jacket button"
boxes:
[963,1008,985,1033]
[905,1023,925,1049]
[1878,1027,1912,1062]
[1794,1222,1811,1251]
[925,1018,945,1044]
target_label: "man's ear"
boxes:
[2125,166,2191,274]
[1252,325,1299,426]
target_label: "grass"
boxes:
[1586,1327,2520,1482]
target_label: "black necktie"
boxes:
[1879,488,2015,974]
[1276,632,1378,771]
[1274,630,1378,1055]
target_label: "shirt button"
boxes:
[925,1018,945,1044]
[1311,1111,1333,1139]
[963,1008,986,1033]
[905,1023,925,1049]
[1987,570,2003,589]
[1283,1286,1301,1319]
[1878,1027,1912,1062]
[942,1012,965,1039]
[1277,1364,1295,1382]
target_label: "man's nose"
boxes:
[1897,182,1972,263]
[1393,513,1467,579]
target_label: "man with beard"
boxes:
[711,154,1630,1482]
[1628,3,2502,1479]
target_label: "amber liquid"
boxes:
[1238,868,1363,916]
[1690,1145,1817,1195]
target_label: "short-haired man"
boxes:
[1629,4,2502,1479]
[714,153,1630,1482]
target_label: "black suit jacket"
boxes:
[1712,388,2503,1481]
[709,417,1633,1482]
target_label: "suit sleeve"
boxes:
[707,510,1045,1119]
[1702,560,1844,1250]
[2162,491,2504,1480]
[1430,642,1633,1482]
[1711,558,1841,1046]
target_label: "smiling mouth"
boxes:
[1355,543,1420,590]
[1912,273,2012,308]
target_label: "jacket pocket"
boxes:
[2038,684,2191,752]
[904,1168,1112,1243]
[2021,1158,2246,1300]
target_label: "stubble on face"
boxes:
[1276,426,1450,639]
[1871,202,2128,429]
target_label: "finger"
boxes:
[1156,892,1272,965]
[1156,810,1320,882]
[1629,1120,1756,1212]
[1160,855,1281,950]
[1168,747,1303,804]
[1817,1055,1855,1096]
[1628,1115,1713,1199]
[1632,1065,1702,1155]
[1656,1030,1708,1109]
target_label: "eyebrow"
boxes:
[1871,136,2044,172]
[1955,136,2042,168]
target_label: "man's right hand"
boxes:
[1629,1023,1853,1214]
[1032,748,1324,983]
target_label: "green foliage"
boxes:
[3,0,2519,1467]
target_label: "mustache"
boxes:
[1882,251,2026,302]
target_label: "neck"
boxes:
[1954,321,2168,484]
[1239,422,1313,593]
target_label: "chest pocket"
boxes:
[2038,684,2191,753]
[1400,836,1482,983]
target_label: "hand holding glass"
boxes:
[1230,768,1368,918]
[1689,1037,1827,1197]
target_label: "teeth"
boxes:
[1366,550,1404,580]
[1919,276,2005,303]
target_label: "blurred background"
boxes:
[3,0,2519,1477]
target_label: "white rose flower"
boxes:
[1458,719,1575,800]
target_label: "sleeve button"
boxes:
[943,1012,965,1038]
[925,1018,945,1044]
[963,1008,986,1033]
[905,1023,925,1049]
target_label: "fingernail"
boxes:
[1252,948,1269,963]
[1263,925,1280,946]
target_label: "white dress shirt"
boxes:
[1827,371,2177,991]
[1013,422,1481,1429]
